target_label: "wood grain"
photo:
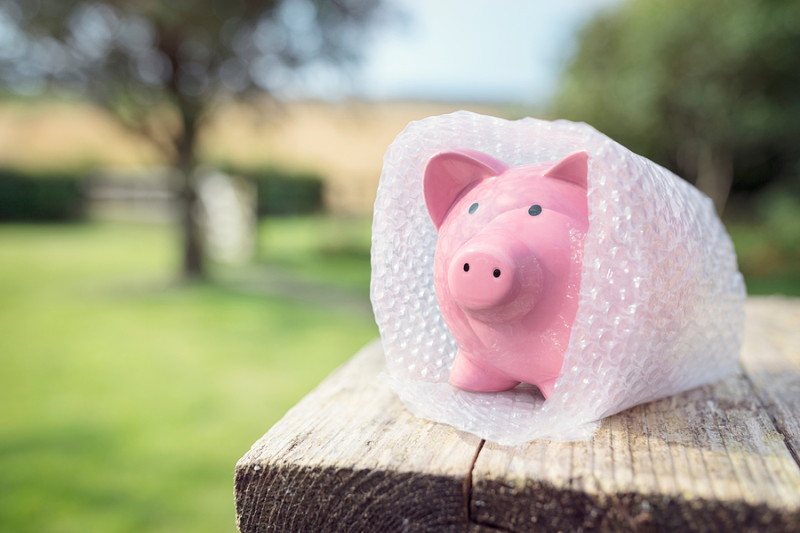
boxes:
[739,296,800,463]
[470,375,800,531]
[235,340,482,532]
[235,297,800,532]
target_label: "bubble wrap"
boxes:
[370,111,745,444]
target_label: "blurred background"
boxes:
[0,0,798,531]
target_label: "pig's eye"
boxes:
[528,204,542,216]
[468,202,479,214]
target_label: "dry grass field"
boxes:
[0,99,507,214]
[0,100,163,169]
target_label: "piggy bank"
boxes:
[424,149,589,398]
[372,111,744,444]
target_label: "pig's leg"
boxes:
[537,378,556,399]
[449,349,519,392]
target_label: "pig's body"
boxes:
[424,150,589,398]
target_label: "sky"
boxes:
[347,0,624,105]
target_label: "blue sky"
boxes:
[348,0,623,104]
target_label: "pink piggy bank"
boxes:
[424,149,589,399]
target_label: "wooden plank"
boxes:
[234,340,483,533]
[470,297,800,532]
[235,297,800,532]
[740,296,800,463]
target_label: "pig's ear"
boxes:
[544,151,589,189]
[424,149,508,229]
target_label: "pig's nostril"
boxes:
[463,263,470,272]
[493,269,501,278]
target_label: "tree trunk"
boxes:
[157,29,206,281]
[694,143,733,216]
[178,171,204,280]
[176,102,205,281]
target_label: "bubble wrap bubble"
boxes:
[370,111,745,444]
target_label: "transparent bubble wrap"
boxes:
[370,111,746,444]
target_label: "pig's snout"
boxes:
[448,240,540,314]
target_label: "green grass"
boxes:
[0,221,377,533]
[256,215,373,293]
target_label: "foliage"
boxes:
[0,0,385,138]
[0,220,376,532]
[0,0,386,277]
[726,189,800,296]
[554,0,800,212]
[0,169,86,221]
[233,166,324,216]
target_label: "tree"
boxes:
[0,0,385,278]
[553,0,800,214]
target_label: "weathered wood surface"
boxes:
[235,339,482,532]
[235,296,800,532]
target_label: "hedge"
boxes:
[0,165,324,221]
[232,166,324,217]
[0,170,86,221]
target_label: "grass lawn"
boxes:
[255,215,373,293]
[0,220,377,533]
